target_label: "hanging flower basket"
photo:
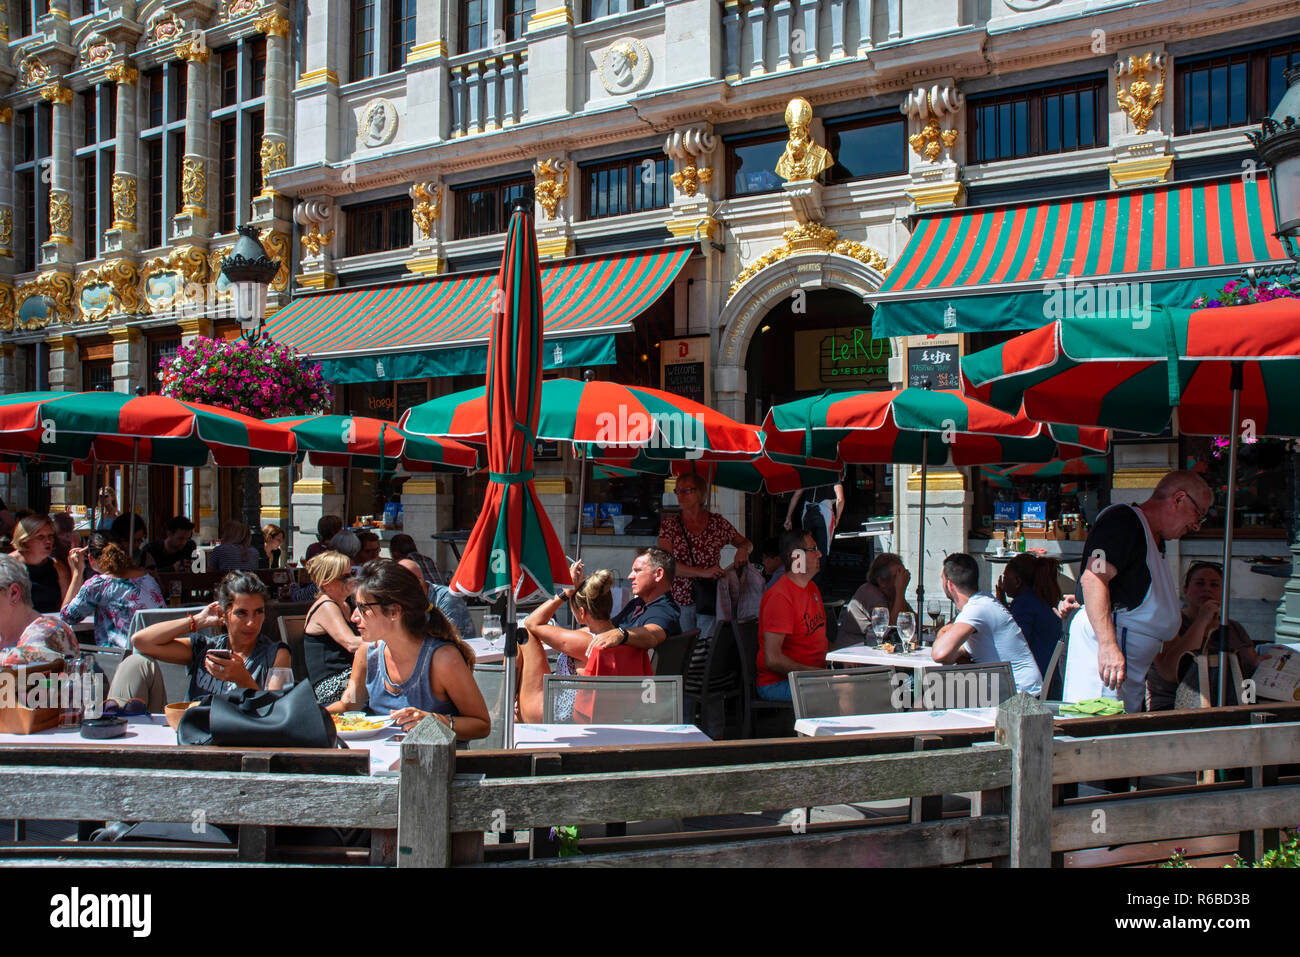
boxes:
[158,336,334,420]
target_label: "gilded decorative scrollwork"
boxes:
[48,192,73,242]
[409,182,441,238]
[1116,53,1166,136]
[727,225,887,300]
[260,229,290,291]
[75,260,142,321]
[671,165,712,197]
[259,138,287,184]
[902,83,963,164]
[111,174,137,230]
[104,62,139,85]
[181,158,206,215]
[39,84,74,105]
[174,35,210,63]
[0,284,14,332]
[532,160,568,220]
[14,272,75,327]
[0,209,12,255]
[221,0,259,20]
[300,222,335,256]
[254,13,290,36]
[0,107,11,124]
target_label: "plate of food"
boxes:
[332,712,396,739]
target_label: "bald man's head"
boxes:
[1146,469,1214,541]
[1152,470,1212,503]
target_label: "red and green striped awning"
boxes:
[871,173,1291,336]
[266,246,693,383]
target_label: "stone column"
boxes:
[251,12,291,222]
[0,106,13,264]
[525,3,574,121]
[104,61,140,256]
[40,82,76,269]
[292,464,345,560]
[295,0,345,168]
[109,324,143,393]
[172,37,211,241]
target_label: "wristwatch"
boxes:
[617,626,630,646]
[449,715,456,734]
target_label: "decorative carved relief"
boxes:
[358,98,398,148]
[48,192,72,241]
[664,126,717,198]
[81,32,114,66]
[259,137,287,186]
[532,161,568,220]
[300,222,334,256]
[254,12,289,36]
[75,260,142,321]
[111,174,137,229]
[141,246,210,311]
[0,209,12,254]
[181,158,206,214]
[1116,53,1166,136]
[148,12,184,46]
[598,37,650,94]
[104,61,139,85]
[0,284,14,332]
[19,55,53,88]
[728,225,887,300]
[174,34,210,63]
[40,84,74,105]
[15,272,75,327]
[221,0,259,20]
[409,183,441,238]
[260,229,290,291]
[776,98,832,182]
[903,83,963,163]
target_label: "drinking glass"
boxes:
[481,614,503,650]
[925,598,943,639]
[59,658,87,728]
[265,667,295,691]
[896,612,917,653]
[870,606,890,648]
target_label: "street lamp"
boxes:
[220,224,281,343]
[1249,67,1300,640]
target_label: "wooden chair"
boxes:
[277,616,310,684]
[790,667,895,721]
[542,674,684,725]
[732,620,794,738]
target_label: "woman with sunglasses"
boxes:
[328,560,489,740]
[1146,561,1259,710]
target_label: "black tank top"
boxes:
[303,599,359,686]
[27,559,61,614]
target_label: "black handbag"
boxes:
[680,517,718,616]
[177,682,339,749]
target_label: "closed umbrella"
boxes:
[961,298,1300,704]
[452,204,572,749]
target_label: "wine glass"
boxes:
[265,667,295,692]
[896,612,917,653]
[925,598,943,639]
[481,614,503,650]
[870,606,890,648]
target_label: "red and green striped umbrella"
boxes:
[401,378,761,461]
[593,442,843,495]
[1001,455,1110,480]
[960,299,1300,436]
[962,297,1300,706]
[0,391,297,467]
[451,206,570,605]
[268,415,479,473]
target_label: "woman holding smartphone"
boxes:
[130,570,291,699]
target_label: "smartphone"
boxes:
[206,649,234,662]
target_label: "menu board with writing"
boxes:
[907,345,961,390]
[395,380,428,421]
[661,336,711,406]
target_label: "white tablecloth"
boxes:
[0,714,176,747]
[826,645,945,671]
[795,708,999,738]
[512,723,710,749]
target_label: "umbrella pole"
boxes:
[129,438,139,555]
[574,444,588,561]
[88,451,97,538]
[1218,363,1244,708]
[504,590,516,749]
[285,462,294,566]
[916,436,928,615]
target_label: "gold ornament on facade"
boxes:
[776,98,832,182]
[221,0,259,21]
[1116,53,1166,136]
[909,115,958,162]
[39,84,74,105]
[48,192,73,242]
[0,284,14,332]
[259,138,288,182]
[206,246,234,300]
[300,222,334,256]
[174,35,210,63]
[0,209,12,255]
[670,164,713,197]
[19,55,53,88]
[409,183,441,238]
[261,229,290,291]
[254,13,290,36]
[181,157,206,214]
[75,260,142,321]
[532,160,568,220]
[111,174,137,229]
[14,272,75,326]
[142,245,211,290]
[149,12,183,46]
[104,62,139,85]
[728,224,888,299]
[0,107,11,124]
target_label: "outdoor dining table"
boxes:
[826,645,945,671]
[511,723,711,749]
[795,707,1000,738]
[0,713,175,747]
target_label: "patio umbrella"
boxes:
[268,414,480,561]
[593,444,844,495]
[452,204,572,748]
[961,297,1300,704]
[0,391,297,546]
[1001,455,1110,480]
[762,387,1109,612]
[402,375,762,556]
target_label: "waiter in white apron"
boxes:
[1063,471,1214,714]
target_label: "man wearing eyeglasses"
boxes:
[1063,470,1214,714]
[755,530,828,702]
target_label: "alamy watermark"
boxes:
[593,404,706,459]
[1042,275,1152,328]
[0,670,105,717]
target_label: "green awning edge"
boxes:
[872,275,1240,338]
[312,332,619,384]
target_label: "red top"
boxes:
[756,575,827,687]
[659,511,740,607]
[573,644,653,723]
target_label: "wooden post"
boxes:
[1239,712,1278,861]
[237,753,272,862]
[996,694,1053,868]
[909,734,945,825]
[397,715,457,867]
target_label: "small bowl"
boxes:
[164,700,198,731]
[80,716,127,739]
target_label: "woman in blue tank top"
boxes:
[328,559,490,742]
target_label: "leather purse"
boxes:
[176,681,339,749]
[680,518,718,616]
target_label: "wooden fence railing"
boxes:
[1,699,1297,867]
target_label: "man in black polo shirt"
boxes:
[140,516,197,573]
[584,546,681,651]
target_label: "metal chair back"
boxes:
[790,666,895,720]
[542,674,684,725]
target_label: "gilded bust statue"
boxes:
[775,97,832,182]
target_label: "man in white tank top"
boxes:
[1064,471,1214,713]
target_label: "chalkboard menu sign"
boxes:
[395,380,428,421]
[534,439,561,460]
[907,345,961,390]
[661,336,711,406]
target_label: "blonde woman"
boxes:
[13,515,71,614]
[303,550,364,705]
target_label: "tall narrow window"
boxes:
[17,170,36,272]
[219,119,237,233]
[249,110,265,199]
[211,37,269,238]
[81,90,97,147]
[351,0,376,80]
[146,68,164,128]
[221,47,239,107]
[147,139,163,249]
[249,37,267,97]
[13,105,49,271]
[81,156,97,257]
[171,130,186,213]
[504,0,535,40]
[460,0,488,53]
[388,0,416,70]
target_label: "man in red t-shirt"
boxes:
[756,530,827,701]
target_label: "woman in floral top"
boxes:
[657,474,752,635]
[60,534,164,649]
[0,553,78,667]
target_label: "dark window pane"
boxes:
[221,47,239,107]
[461,0,487,52]
[727,135,786,196]
[998,101,1011,157]
[1079,89,1094,147]
[107,85,117,138]
[249,109,265,199]
[505,0,534,40]
[1210,63,1227,127]
[82,156,97,258]
[828,116,906,181]
[345,196,412,255]
[173,62,187,122]
[351,0,375,80]
[147,139,163,248]
[389,0,416,70]
[1013,99,1029,155]
[147,69,164,127]
[219,119,236,233]
[1043,95,1060,153]
[249,36,267,97]
[82,90,97,147]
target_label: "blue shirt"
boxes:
[430,584,475,639]
[1009,589,1062,678]
[365,637,456,716]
